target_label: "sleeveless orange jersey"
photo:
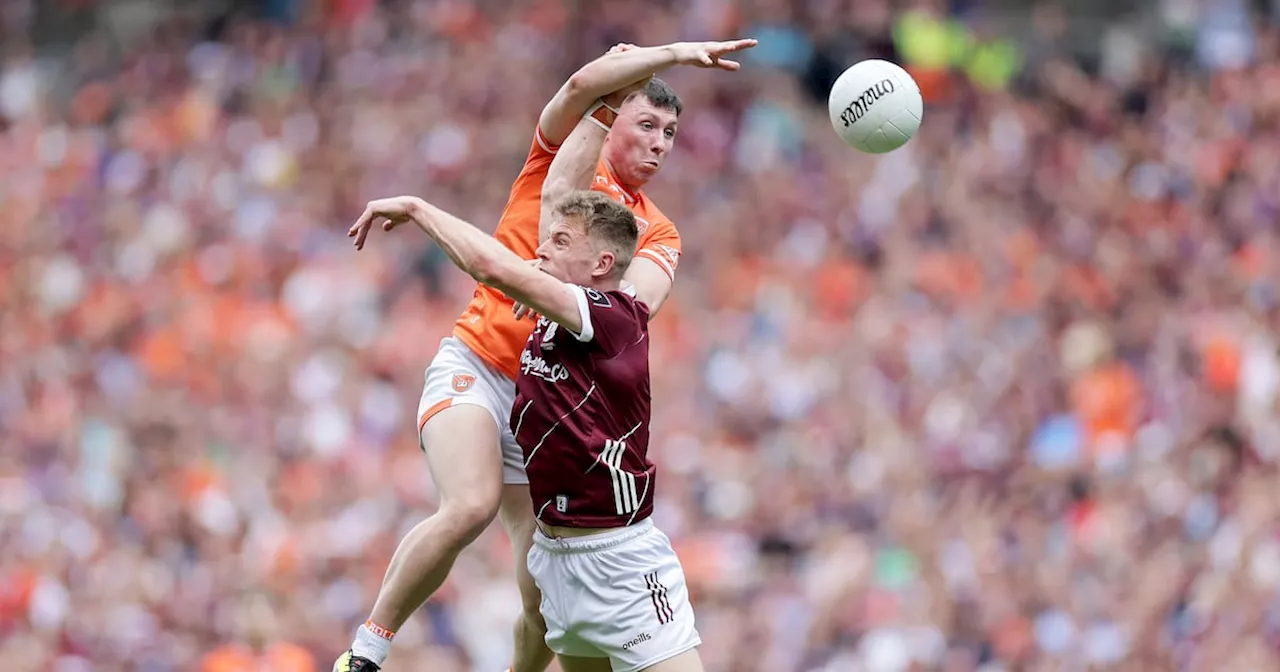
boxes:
[453,126,682,380]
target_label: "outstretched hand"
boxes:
[671,39,758,71]
[348,196,422,250]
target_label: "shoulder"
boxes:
[633,196,677,238]
[582,285,643,309]
[634,193,672,224]
[506,126,556,200]
[532,124,559,157]
[514,125,558,178]
[630,197,681,278]
[578,285,649,321]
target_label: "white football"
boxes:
[827,59,923,154]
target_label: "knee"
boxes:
[437,493,500,546]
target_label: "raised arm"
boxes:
[539,46,674,150]
[538,46,678,149]
[350,196,586,334]
[539,106,617,243]
[538,39,758,149]
[539,40,754,318]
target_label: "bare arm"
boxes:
[538,39,758,148]
[538,39,755,249]
[350,197,586,334]
[538,45,679,149]
[540,113,610,242]
[527,39,756,320]
[624,258,674,316]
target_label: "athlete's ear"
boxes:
[593,250,616,280]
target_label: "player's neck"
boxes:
[603,158,644,197]
[585,278,622,294]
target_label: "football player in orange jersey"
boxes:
[336,39,756,672]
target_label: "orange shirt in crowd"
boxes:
[453,126,682,380]
[200,642,315,672]
[1201,334,1242,393]
[1070,361,1141,452]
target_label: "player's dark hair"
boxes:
[554,191,638,278]
[639,77,682,117]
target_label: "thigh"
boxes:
[577,528,701,672]
[556,656,614,672]
[526,545,607,660]
[417,338,510,442]
[418,340,506,510]
[636,649,703,672]
[497,386,528,486]
[499,485,541,612]
[422,338,528,487]
[420,404,503,513]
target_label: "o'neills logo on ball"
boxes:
[840,79,896,127]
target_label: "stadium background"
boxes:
[4,0,1280,670]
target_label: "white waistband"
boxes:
[533,518,654,554]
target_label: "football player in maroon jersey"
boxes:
[349,188,702,671]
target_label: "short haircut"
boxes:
[638,77,683,117]
[554,191,638,277]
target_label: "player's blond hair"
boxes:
[554,191,638,278]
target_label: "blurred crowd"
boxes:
[4,0,1280,670]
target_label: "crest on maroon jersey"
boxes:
[585,288,611,308]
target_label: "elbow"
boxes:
[470,254,503,287]
[541,174,571,204]
[472,251,526,292]
[565,70,590,99]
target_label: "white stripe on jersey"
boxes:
[601,422,645,516]
[586,421,644,475]
[535,128,558,154]
[602,439,638,516]
[626,473,650,526]
[603,440,627,515]
[513,400,534,439]
[535,499,553,522]
[524,383,596,468]
[619,421,643,442]
[637,248,675,276]
[626,460,639,513]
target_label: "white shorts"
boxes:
[416,337,526,485]
[527,519,701,671]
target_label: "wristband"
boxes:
[584,100,620,132]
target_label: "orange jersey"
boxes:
[453,127,682,380]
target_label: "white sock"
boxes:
[352,621,394,665]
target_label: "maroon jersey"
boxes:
[511,284,654,528]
